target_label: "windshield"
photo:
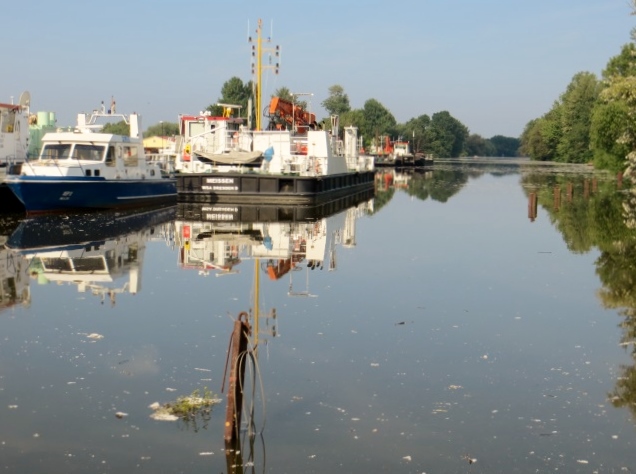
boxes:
[72,144,105,161]
[40,144,72,160]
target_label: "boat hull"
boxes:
[176,171,375,205]
[5,176,177,214]
[6,204,176,251]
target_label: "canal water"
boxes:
[0,160,634,473]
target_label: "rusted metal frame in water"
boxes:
[222,311,252,443]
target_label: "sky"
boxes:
[3,0,634,138]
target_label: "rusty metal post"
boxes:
[553,186,561,211]
[528,192,537,222]
[224,312,250,443]
[566,182,573,202]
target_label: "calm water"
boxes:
[0,161,635,473]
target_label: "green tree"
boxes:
[520,106,562,161]
[490,135,520,157]
[426,111,468,158]
[360,99,396,143]
[102,121,130,136]
[399,114,431,155]
[465,134,496,157]
[208,77,253,118]
[144,122,179,138]
[321,85,351,116]
[556,71,600,163]
[590,43,636,172]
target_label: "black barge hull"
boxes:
[176,171,375,204]
[177,187,375,223]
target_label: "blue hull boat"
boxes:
[6,176,176,214]
[6,111,176,215]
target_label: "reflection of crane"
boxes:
[267,97,316,132]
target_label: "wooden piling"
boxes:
[528,192,537,222]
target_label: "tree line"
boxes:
[519,3,636,173]
[174,78,520,158]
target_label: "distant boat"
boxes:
[5,111,177,214]
[0,92,33,212]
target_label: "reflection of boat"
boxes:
[5,112,177,214]
[0,246,30,313]
[5,206,176,304]
[174,192,373,289]
[6,205,176,251]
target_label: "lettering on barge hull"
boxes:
[203,176,239,192]
[176,171,376,202]
[202,205,239,221]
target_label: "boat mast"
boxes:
[249,19,280,131]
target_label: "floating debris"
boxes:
[199,452,214,456]
[403,455,412,461]
[576,460,589,464]
[115,412,128,419]
[149,388,221,423]
[86,333,104,340]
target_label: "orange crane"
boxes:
[267,97,316,132]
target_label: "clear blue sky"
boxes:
[3,0,634,138]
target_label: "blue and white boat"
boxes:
[5,111,176,214]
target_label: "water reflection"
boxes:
[3,164,636,471]
[175,193,373,472]
[175,192,373,296]
[2,206,176,306]
[519,169,636,421]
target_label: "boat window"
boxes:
[189,122,205,138]
[73,144,105,161]
[0,110,15,133]
[123,146,138,167]
[72,257,107,273]
[41,144,72,160]
[105,146,116,166]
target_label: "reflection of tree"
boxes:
[404,168,469,202]
[596,208,636,420]
[524,170,636,420]
[371,187,395,214]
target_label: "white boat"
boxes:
[0,92,31,170]
[176,98,373,176]
[5,111,177,214]
[174,99,375,204]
